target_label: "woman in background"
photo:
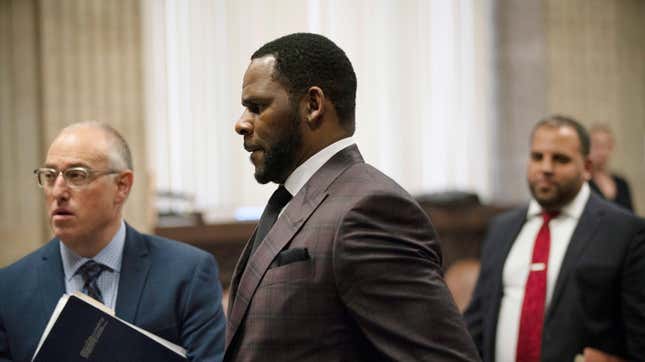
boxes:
[588,124,634,211]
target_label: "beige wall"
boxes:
[0,0,151,267]
[545,0,645,215]
[496,0,645,216]
[494,0,548,205]
[1,0,643,266]
[0,0,45,264]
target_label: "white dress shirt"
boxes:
[495,183,590,362]
[60,220,126,309]
[283,136,356,201]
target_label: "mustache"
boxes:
[244,142,262,152]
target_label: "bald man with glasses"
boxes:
[0,122,226,362]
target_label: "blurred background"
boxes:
[1,0,643,288]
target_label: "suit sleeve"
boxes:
[622,224,645,359]
[334,192,480,362]
[0,271,11,362]
[180,253,226,362]
[463,219,500,357]
[0,320,9,362]
[463,267,485,355]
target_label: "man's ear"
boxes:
[583,157,593,181]
[114,170,134,205]
[303,86,326,128]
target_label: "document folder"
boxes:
[32,292,187,362]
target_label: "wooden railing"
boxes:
[154,203,511,288]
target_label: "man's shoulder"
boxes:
[586,193,645,229]
[336,161,412,198]
[126,225,213,262]
[314,161,430,231]
[489,206,527,228]
[1,239,58,277]
[311,145,414,203]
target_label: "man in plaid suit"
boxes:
[224,32,479,362]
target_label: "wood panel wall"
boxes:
[0,0,151,266]
[545,0,645,214]
[495,0,644,215]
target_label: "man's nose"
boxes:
[50,173,71,199]
[235,110,253,136]
[539,157,554,173]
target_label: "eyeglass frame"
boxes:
[33,166,123,189]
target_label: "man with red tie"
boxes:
[464,115,645,362]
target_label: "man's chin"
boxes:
[254,174,271,184]
[53,231,73,243]
[532,189,560,207]
[534,194,565,210]
[252,164,269,184]
[254,167,288,185]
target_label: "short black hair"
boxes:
[532,114,590,156]
[252,33,357,133]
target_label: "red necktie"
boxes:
[516,211,559,362]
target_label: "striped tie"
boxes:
[77,260,110,303]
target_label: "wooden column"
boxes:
[493,0,548,204]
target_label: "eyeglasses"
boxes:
[33,167,121,188]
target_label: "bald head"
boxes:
[57,121,133,171]
[44,121,135,256]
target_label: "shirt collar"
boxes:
[283,137,355,196]
[60,220,127,281]
[527,182,591,220]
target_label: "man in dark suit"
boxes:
[0,122,226,361]
[225,32,479,361]
[464,115,645,362]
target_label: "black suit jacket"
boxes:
[225,145,480,361]
[464,192,645,361]
[0,224,226,362]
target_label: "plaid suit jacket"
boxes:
[225,145,480,362]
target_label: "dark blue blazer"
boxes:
[464,192,645,361]
[0,224,225,362]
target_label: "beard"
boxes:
[528,177,583,211]
[254,115,302,185]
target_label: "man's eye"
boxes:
[248,104,263,114]
[42,171,57,181]
[553,155,571,163]
[65,169,89,181]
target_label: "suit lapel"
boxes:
[225,145,364,349]
[37,240,67,321]
[225,190,327,348]
[227,228,257,316]
[545,195,601,322]
[115,224,151,323]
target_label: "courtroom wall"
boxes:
[1,0,643,267]
[0,0,151,266]
[495,0,644,215]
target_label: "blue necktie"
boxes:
[77,260,110,303]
